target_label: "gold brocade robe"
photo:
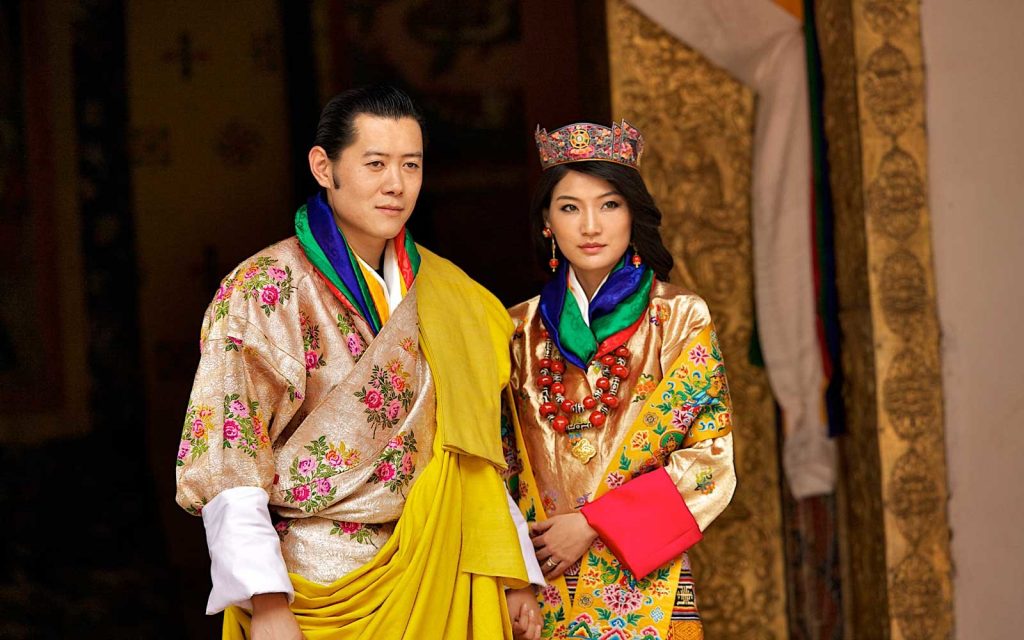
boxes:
[176,237,438,584]
[506,281,736,635]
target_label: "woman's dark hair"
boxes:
[313,85,426,160]
[529,161,675,281]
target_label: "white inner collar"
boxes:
[567,267,611,327]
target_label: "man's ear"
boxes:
[308,146,335,189]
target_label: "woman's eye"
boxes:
[560,204,578,213]
[404,162,420,170]
[602,200,621,209]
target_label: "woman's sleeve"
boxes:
[175,281,307,613]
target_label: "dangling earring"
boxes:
[543,227,559,272]
[631,244,643,268]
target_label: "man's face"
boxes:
[324,114,423,260]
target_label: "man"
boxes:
[176,86,542,639]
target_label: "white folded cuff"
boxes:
[507,491,546,587]
[202,486,294,615]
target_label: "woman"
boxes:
[502,121,737,640]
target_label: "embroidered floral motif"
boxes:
[185,497,208,516]
[541,492,558,514]
[648,302,670,326]
[224,336,243,352]
[274,519,294,539]
[399,336,418,358]
[337,312,366,361]
[286,382,304,402]
[631,373,656,404]
[367,432,418,496]
[284,435,361,513]
[694,468,715,495]
[630,431,651,452]
[541,584,563,606]
[300,312,327,375]
[687,344,709,367]
[178,403,214,466]
[355,359,414,438]
[221,394,269,458]
[214,256,296,319]
[542,608,567,639]
[329,521,384,547]
[500,408,526,502]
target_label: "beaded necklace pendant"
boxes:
[535,329,631,464]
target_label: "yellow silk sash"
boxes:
[508,325,732,639]
[223,248,527,639]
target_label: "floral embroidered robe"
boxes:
[505,281,736,640]
[176,237,438,586]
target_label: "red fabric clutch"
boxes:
[580,467,702,578]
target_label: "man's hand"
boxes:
[251,593,303,640]
[506,587,542,640]
[531,512,598,579]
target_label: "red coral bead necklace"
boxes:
[536,329,631,434]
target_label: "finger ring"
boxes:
[545,558,558,569]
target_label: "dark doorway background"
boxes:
[0,1,609,637]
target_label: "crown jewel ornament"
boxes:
[535,120,645,171]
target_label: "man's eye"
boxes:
[367,161,384,168]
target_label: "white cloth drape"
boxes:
[626,0,836,497]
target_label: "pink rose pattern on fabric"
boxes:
[212,256,295,320]
[273,519,294,540]
[363,389,383,410]
[219,393,269,458]
[337,312,366,361]
[354,358,414,438]
[329,521,384,547]
[177,403,215,467]
[366,431,418,496]
[284,435,361,513]
[300,312,327,376]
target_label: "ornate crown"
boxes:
[534,120,644,170]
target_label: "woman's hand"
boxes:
[251,593,303,640]
[506,587,542,640]
[531,512,598,579]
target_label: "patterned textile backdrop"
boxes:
[815,0,955,637]
[606,1,790,637]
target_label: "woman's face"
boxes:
[545,169,632,285]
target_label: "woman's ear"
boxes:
[308,146,335,190]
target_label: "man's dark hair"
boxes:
[313,85,425,160]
